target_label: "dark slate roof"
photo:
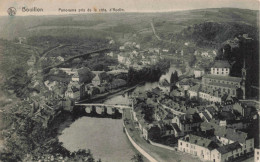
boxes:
[189,84,201,92]
[182,134,218,150]
[206,107,217,116]
[215,128,248,144]
[209,82,237,89]
[216,142,242,154]
[180,113,203,124]
[212,60,231,68]
[202,111,211,121]
[165,124,174,130]
[203,74,242,83]
[172,123,181,133]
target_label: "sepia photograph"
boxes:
[0,0,259,161]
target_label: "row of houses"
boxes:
[178,133,253,162]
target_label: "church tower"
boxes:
[241,57,247,99]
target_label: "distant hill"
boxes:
[172,21,258,48]
[0,8,258,41]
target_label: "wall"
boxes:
[149,140,176,151]
[123,123,158,162]
[178,139,211,161]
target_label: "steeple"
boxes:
[241,55,246,99]
[242,56,247,81]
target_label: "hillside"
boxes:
[0,8,258,41]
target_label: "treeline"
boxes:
[127,59,170,85]
[175,22,258,48]
[27,32,109,47]
[39,17,104,27]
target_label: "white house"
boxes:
[194,69,205,78]
[178,134,218,161]
[210,60,231,76]
[211,142,242,162]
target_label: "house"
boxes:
[176,78,193,91]
[143,124,161,141]
[205,106,218,119]
[164,124,174,136]
[255,148,260,162]
[211,142,242,162]
[118,54,126,63]
[65,86,80,100]
[199,87,223,103]
[92,72,108,86]
[232,102,252,118]
[57,56,64,62]
[44,80,58,91]
[211,60,231,76]
[170,88,185,97]
[27,55,36,66]
[158,79,171,93]
[59,68,78,75]
[214,127,254,154]
[188,84,201,99]
[72,72,80,82]
[119,46,125,51]
[172,113,203,135]
[106,52,114,57]
[194,68,205,78]
[201,52,209,57]
[178,134,219,161]
[171,123,182,137]
[27,68,37,76]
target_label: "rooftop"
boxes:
[203,74,242,83]
[212,60,231,68]
[209,82,237,89]
[215,127,248,144]
[189,84,201,92]
[216,142,242,154]
[181,134,218,150]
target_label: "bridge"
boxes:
[74,103,132,115]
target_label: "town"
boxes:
[0,7,259,162]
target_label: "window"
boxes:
[257,151,259,155]
[180,142,182,145]
[186,144,188,147]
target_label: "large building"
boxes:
[178,134,219,161]
[196,59,247,102]
[178,134,251,162]
[210,60,231,76]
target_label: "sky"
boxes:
[0,0,259,16]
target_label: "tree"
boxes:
[170,71,178,85]
[131,154,143,162]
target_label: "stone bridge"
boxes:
[75,103,132,115]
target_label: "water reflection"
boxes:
[59,117,136,162]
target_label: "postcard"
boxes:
[0,0,259,162]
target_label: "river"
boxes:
[58,64,180,162]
